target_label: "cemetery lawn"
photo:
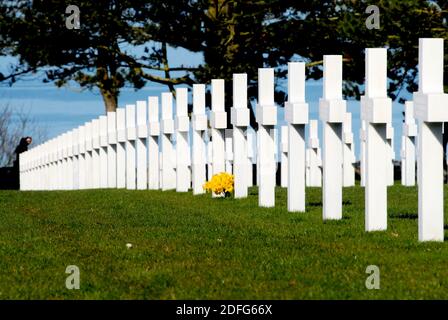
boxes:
[1,185,448,300]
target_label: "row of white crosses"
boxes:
[19,38,447,242]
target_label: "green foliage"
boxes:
[1,0,447,116]
[1,185,448,299]
[1,0,201,111]
[332,0,448,102]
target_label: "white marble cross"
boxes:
[125,104,137,190]
[160,93,176,191]
[175,88,191,192]
[78,124,87,189]
[116,108,127,188]
[414,38,448,242]
[99,115,109,189]
[231,73,250,198]
[191,84,208,195]
[210,79,227,179]
[148,97,160,190]
[91,119,101,189]
[285,62,308,211]
[84,121,94,189]
[136,100,148,190]
[71,128,80,190]
[107,111,117,188]
[361,48,391,231]
[319,55,346,220]
[256,68,277,207]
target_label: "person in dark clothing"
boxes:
[12,136,32,189]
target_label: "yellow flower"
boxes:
[203,172,235,197]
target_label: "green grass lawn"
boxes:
[0,184,448,299]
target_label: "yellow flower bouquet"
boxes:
[203,172,234,197]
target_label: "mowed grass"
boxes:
[0,184,448,299]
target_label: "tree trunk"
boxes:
[100,89,118,113]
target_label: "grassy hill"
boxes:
[0,185,447,299]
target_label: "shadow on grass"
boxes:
[308,201,322,207]
[307,200,352,207]
[390,212,418,220]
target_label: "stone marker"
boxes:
[161,92,176,190]
[191,84,207,195]
[210,79,227,181]
[361,48,391,231]
[71,128,80,190]
[116,108,126,188]
[231,73,250,198]
[78,125,86,189]
[91,119,101,189]
[285,62,309,211]
[256,68,277,207]
[319,55,346,220]
[51,139,57,190]
[414,38,448,242]
[84,121,94,189]
[175,88,191,192]
[99,115,109,188]
[148,96,160,190]
[136,101,148,190]
[47,140,53,190]
[60,133,66,189]
[125,104,137,190]
[107,112,117,188]
[65,131,74,190]
[58,133,64,189]
[60,133,67,189]
[36,140,43,190]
